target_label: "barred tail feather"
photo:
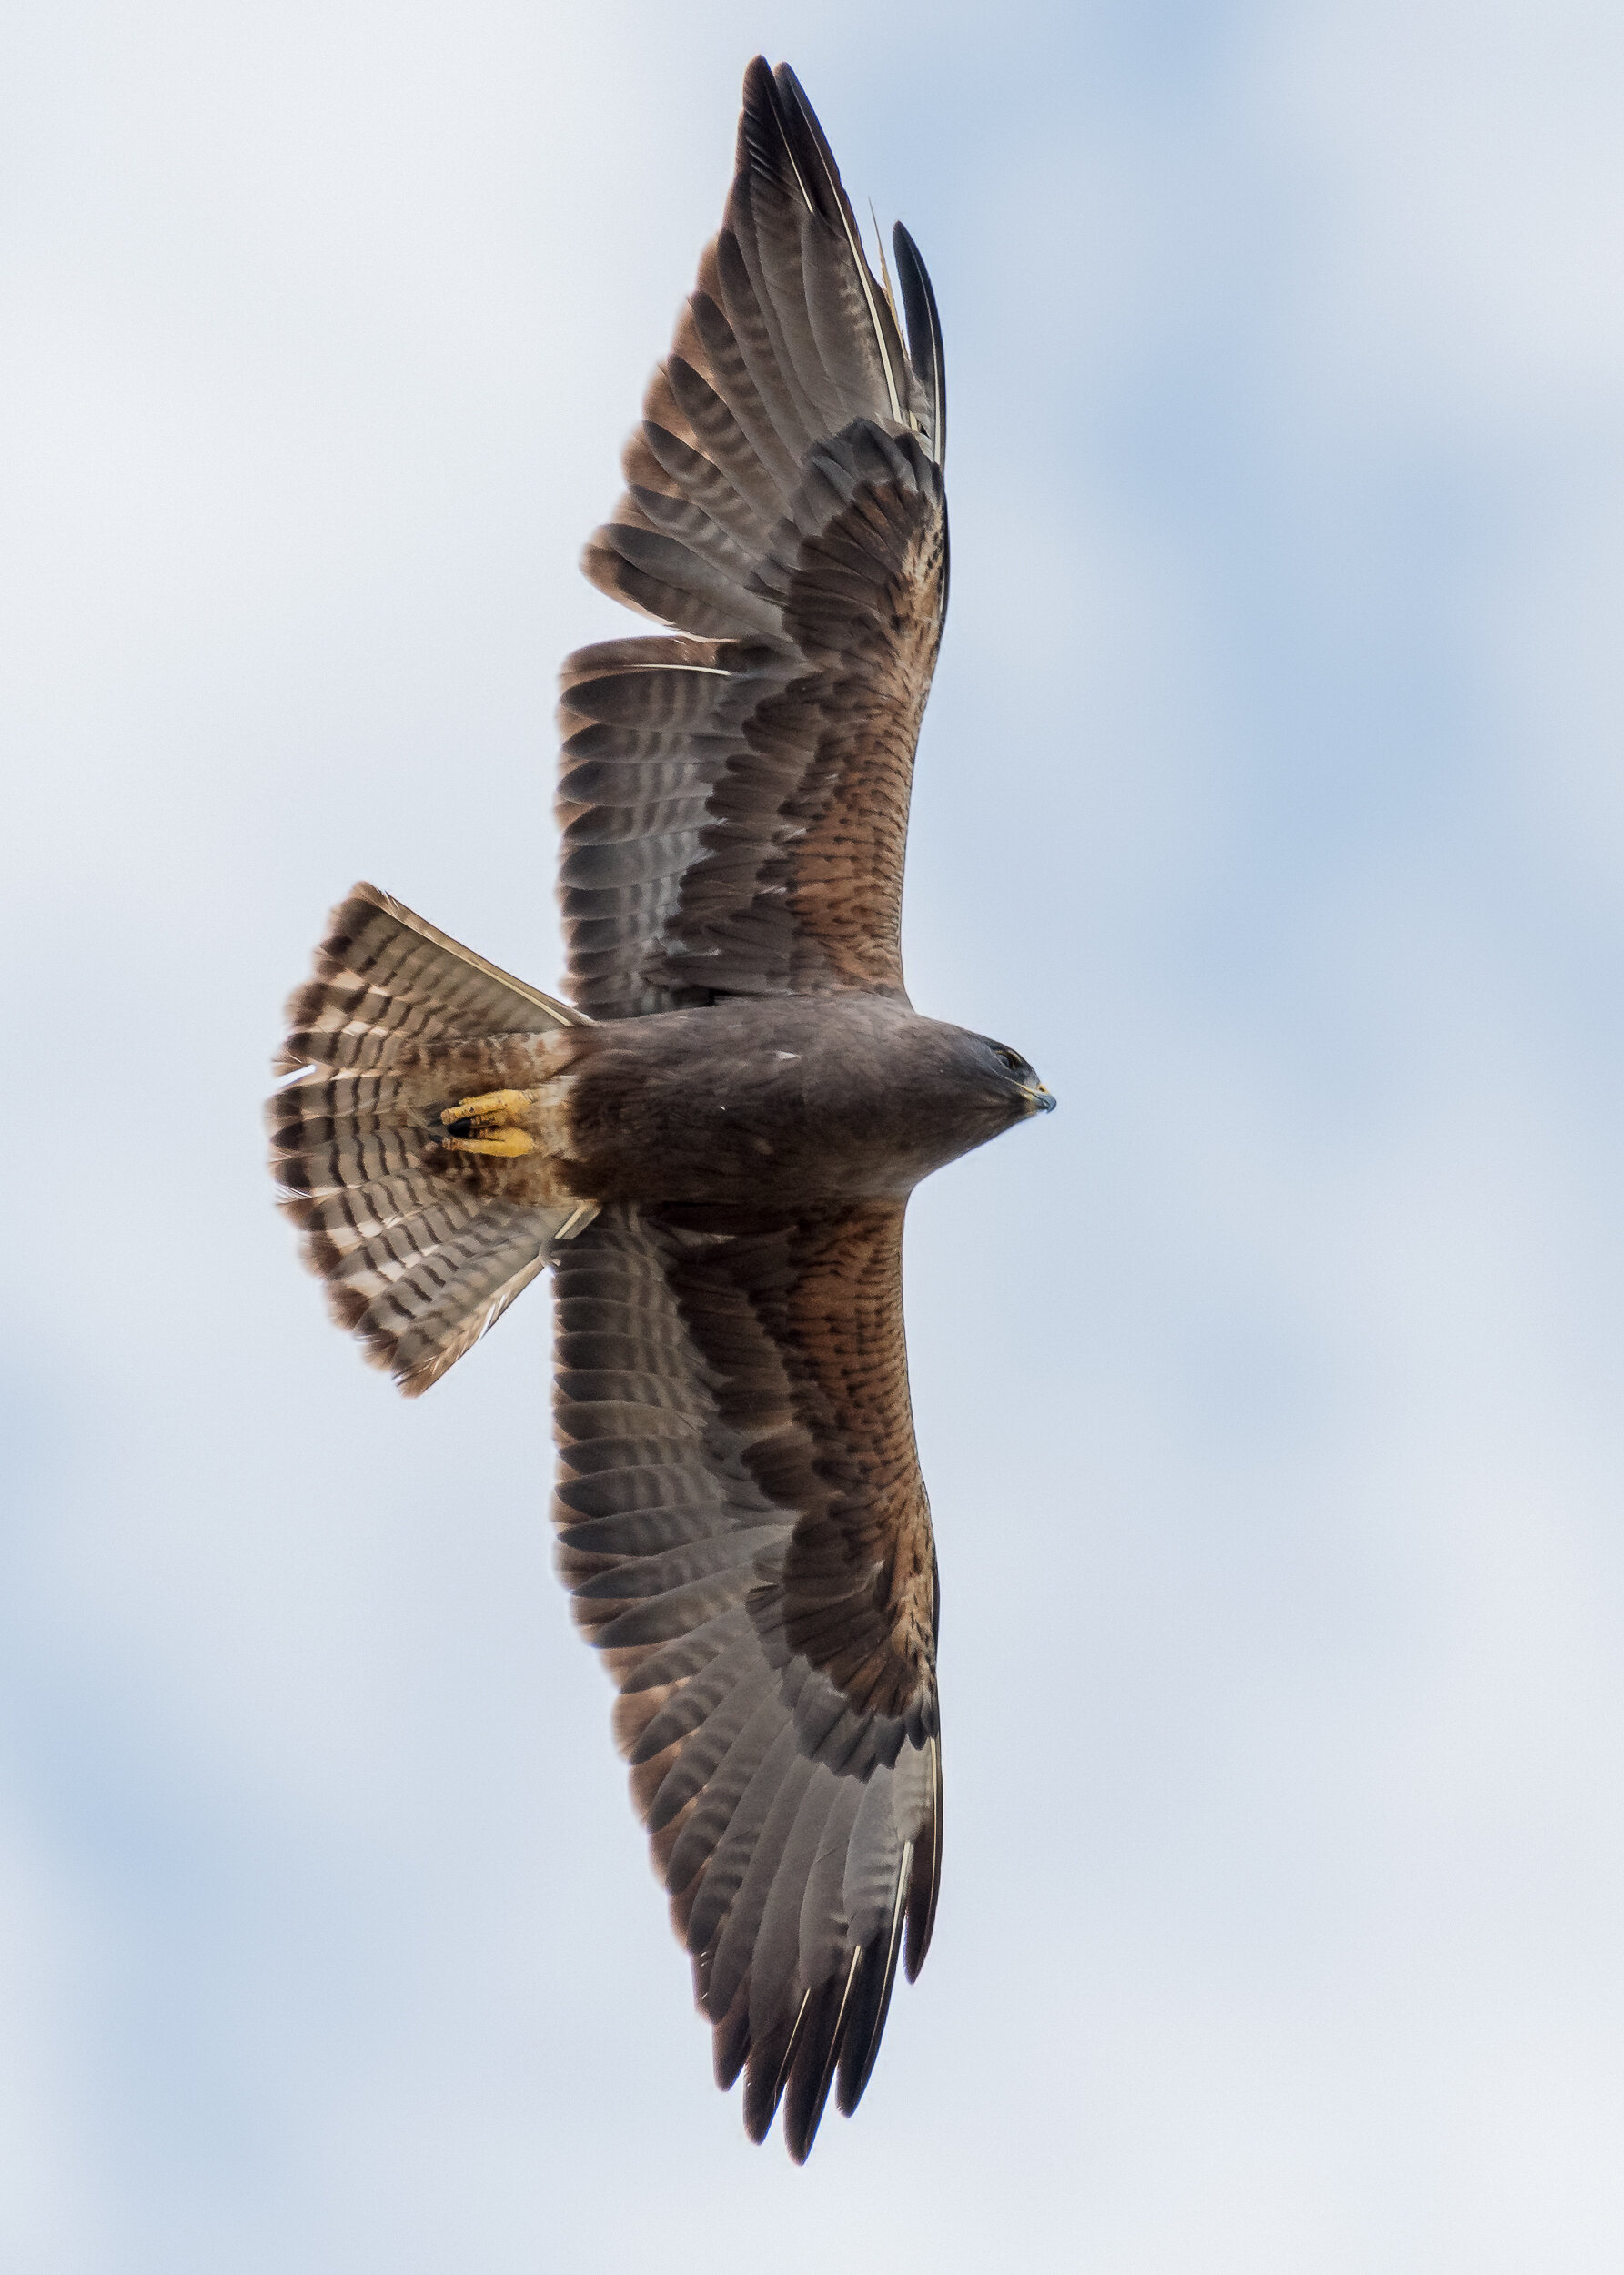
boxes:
[269,886,594,1395]
[273,879,583,1079]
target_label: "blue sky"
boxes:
[5,2,1624,2267]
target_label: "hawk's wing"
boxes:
[552,1200,942,2159]
[558,57,949,1017]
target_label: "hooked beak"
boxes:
[1020,1084,1057,1114]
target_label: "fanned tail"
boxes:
[268,884,594,1395]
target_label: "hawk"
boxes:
[268,57,1054,2160]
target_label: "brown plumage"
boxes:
[268,58,1053,2160]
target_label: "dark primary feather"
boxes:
[559,53,950,1020]
[892,223,947,470]
[552,1203,942,2160]
[773,62,911,427]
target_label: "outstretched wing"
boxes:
[558,57,950,1018]
[551,1200,943,2159]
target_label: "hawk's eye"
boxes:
[994,1046,1024,1076]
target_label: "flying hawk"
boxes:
[268,57,1054,2160]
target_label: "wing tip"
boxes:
[903,1733,943,1980]
[892,222,947,466]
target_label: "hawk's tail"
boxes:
[267,884,595,1396]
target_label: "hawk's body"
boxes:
[268,59,1053,2160]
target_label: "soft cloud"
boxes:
[4,2,1622,2267]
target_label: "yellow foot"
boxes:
[439,1087,536,1157]
[443,1128,534,1158]
[440,1090,532,1126]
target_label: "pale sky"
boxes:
[5,3,1624,2269]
